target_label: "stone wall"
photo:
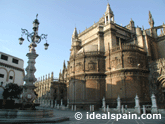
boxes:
[149,58,165,108]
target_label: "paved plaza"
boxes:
[35,106,165,124]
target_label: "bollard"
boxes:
[92,105,94,111]
[90,105,92,112]
[143,105,146,114]
[71,105,74,111]
[135,94,141,114]
[151,94,158,114]
[74,105,76,111]
[107,105,109,112]
[103,106,106,112]
[117,96,121,112]
[125,105,127,113]
[55,100,57,108]
[57,104,59,109]
[121,105,124,113]
[61,99,63,106]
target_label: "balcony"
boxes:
[111,44,144,53]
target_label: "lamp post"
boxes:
[19,14,49,108]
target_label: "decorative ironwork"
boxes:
[18,14,49,108]
[19,14,49,47]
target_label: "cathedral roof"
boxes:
[77,45,98,54]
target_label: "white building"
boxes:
[0,51,24,99]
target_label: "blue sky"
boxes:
[0,0,165,80]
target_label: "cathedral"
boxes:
[36,3,165,109]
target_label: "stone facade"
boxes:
[58,3,165,109]
[34,4,165,109]
[149,58,165,108]
[34,72,67,107]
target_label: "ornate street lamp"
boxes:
[19,14,49,108]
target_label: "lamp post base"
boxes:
[22,43,38,106]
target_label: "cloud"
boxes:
[0,39,12,53]
[2,46,12,52]
[0,39,9,43]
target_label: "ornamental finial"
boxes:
[36,14,38,19]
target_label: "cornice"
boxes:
[0,62,24,72]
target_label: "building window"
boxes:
[1,55,8,61]
[106,16,108,22]
[9,76,13,80]
[12,58,19,64]
[116,37,119,46]
[0,74,4,78]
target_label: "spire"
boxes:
[130,18,134,23]
[148,11,154,28]
[63,60,66,69]
[149,11,152,19]
[72,27,78,40]
[130,18,135,32]
[51,72,54,81]
[105,3,113,15]
[104,3,114,23]
[59,70,61,81]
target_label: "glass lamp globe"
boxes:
[19,37,24,45]
[33,19,39,28]
[44,43,49,50]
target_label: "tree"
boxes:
[2,83,23,100]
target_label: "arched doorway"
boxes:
[155,75,165,108]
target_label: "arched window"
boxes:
[106,16,108,22]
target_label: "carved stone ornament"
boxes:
[127,57,135,65]
[110,57,121,70]
[76,62,82,72]
[88,61,96,70]
[111,60,115,70]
